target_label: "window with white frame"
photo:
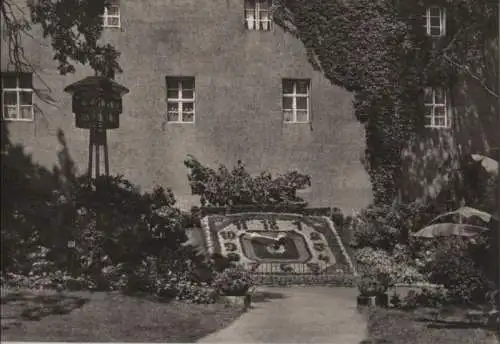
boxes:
[425,6,446,37]
[244,0,272,31]
[424,87,450,128]
[103,0,120,28]
[1,73,34,121]
[166,77,195,123]
[282,79,310,123]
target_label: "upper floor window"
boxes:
[282,79,310,123]
[1,72,34,121]
[166,77,195,123]
[425,6,446,37]
[103,0,120,28]
[244,0,272,31]
[424,87,450,128]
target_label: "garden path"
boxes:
[198,286,367,343]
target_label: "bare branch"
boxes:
[442,54,499,99]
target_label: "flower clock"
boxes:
[201,213,355,275]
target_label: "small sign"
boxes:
[67,240,76,248]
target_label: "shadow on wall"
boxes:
[401,45,499,203]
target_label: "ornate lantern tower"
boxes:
[64,76,129,181]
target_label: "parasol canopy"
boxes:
[411,223,490,238]
[471,154,498,175]
[429,206,498,226]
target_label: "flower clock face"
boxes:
[202,213,350,274]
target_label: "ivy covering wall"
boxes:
[273,0,498,204]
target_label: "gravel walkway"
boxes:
[198,286,367,343]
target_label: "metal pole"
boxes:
[88,129,94,182]
[497,0,500,333]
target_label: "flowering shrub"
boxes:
[354,246,427,285]
[212,266,254,296]
[184,156,311,207]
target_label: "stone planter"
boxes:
[357,293,389,309]
[375,293,389,308]
[220,294,251,311]
[357,295,376,309]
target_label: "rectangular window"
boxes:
[1,72,34,121]
[103,0,120,28]
[425,6,446,37]
[166,77,195,123]
[282,79,310,123]
[424,87,450,128]
[244,0,272,31]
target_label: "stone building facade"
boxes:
[1,0,373,211]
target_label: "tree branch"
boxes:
[442,54,499,99]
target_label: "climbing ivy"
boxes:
[274,0,498,204]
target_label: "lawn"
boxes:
[365,308,499,344]
[1,288,244,342]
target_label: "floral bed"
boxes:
[201,213,356,275]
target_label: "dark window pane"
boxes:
[181,78,194,90]
[182,102,194,112]
[20,91,32,105]
[434,88,446,103]
[430,27,442,36]
[429,7,441,17]
[245,0,256,9]
[282,97,293,110]
[3,91,17,105]
[296,80,309,94]
[435,116,446,127]
[435,106,447,118]
[167,112,179,122]
[167,89,178,99]
[283,110,293,122]
[19,74,33,88]
[167,102,179,112]
[183,89,194,99]
[424,88,433,103]
[2,75,17,89]
[166,78,179,90]
[283,79,294,94]
[182,112,194,123]
[3,106,17,119]
[108,17,120,26]
[296,110,309,123]
[296,97,308,110]
[20,106,32,119]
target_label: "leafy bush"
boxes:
[357,273,391,296]
[212,266,254,296]
[350,201,443,250]
[422,237,495,305]
[398,287,450,309]
[184,156,311,207]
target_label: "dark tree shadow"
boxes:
[400,39,498,206]
[1,290,89,328]
[250,290,287,303]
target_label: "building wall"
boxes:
[1,0,373,211]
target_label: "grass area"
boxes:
[365,308,499,344]
[1,288,244,342]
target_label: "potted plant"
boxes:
[213,266,253,297]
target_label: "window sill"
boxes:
[2,118,34,122]
[425,125,451,129]
[166,121,195,124]
[284,121,311,124]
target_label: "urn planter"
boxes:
[220,294,251,311]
